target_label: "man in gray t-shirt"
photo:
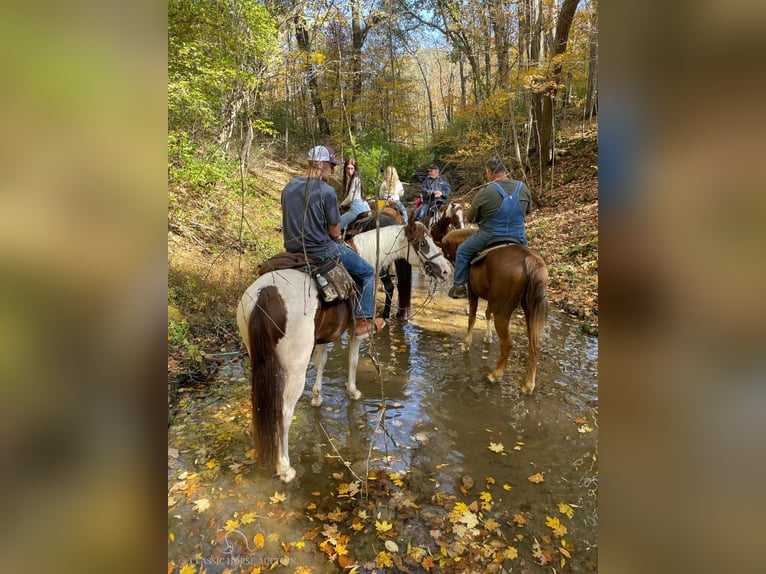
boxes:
[280,146,387,337]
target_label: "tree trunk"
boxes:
[294,15,330,136]
[585,26,598,119]
[538,0,580,167]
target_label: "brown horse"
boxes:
[441,228,548,393]
[367,199,405,224]
[424,201,465,244]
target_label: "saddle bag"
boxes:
[311,259,355,304]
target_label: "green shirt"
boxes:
[465,178,532,224]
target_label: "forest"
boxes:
[168,0,598,380]
[168,2,599,572]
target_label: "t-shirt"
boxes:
[281,176,340,258]
[465,178,532,224]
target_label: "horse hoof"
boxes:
[348,389,362,400]
[487,373,497,383]
[521,384,535,394]
[279,467,297,483]
[460,342,471,352]
[311,396,323,407]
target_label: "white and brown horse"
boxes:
[237,221,451,482]
[424,201,465,244]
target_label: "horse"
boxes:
[439,227,495,345]
[440,227,548,393]
[347,213,413,319]
[237,220,451,482]
[423,200,465,244]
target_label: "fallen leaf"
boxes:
[488,442,505,453]
[269,491,286,504]
[179,564,197,574]
[503,546,518,560]
[503,484,512,491]
[375,550,393,568]
[223,519,240,531]
[375,520,393,533]
[574,417,587,424]
[512,513,526,526]
[240,512,257,524]
[558,502,574,518]
[577,424,594,433]
[527,472,545,484]
[545,516,568,537]
[384,540,399,552]
[192,498,210,512]
[253,532,265,549]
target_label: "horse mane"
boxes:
[439,226,477,263]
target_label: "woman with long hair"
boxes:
[380,165,408,223]
[339,158,370,231]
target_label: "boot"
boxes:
[354,317,386,336]
[448,284,468,299]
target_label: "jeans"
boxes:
[453,227,492,286]
[339,244,376,318]
[393,200,408,222]
[339,199,370,230]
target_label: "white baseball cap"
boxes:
[307,145,342,165]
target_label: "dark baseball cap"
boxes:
[428,164,440,170]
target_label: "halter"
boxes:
[405,222,444,277]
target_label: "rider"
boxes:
[413,164,451,222]
[380,165,408,223]
[281,145,386,336]
[448,157,532,299]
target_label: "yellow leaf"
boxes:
[306,502,317,510]
[375,520,393,533]
[375,551,393,568]
[527,472,545,484]
[488,442,505,453]
[240,512,257,524]
[224,519,239,531]
[294,567,312,574]
[502,484,512,491]
[253,532,265,549]
[192,498,210,512]
[486,476,495,484]
[168,562,175,574]
[336,543,348,556]
[559,546,572,558]
[578,424,594,433]
[295,541,305,549]
[503,546,518,560]
[205,459,217,469]
[169,532,175,542]
[269,491,286,504]
[558,502,574,519]
[179,564,197,574]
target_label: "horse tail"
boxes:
[523,253,549,356]
[394,259,412,318]
[246,285,287,473]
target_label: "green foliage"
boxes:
[168,0,279,137]
[168,131,237,190]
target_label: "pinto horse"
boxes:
[237,220,451,482]
[440,227,548,393]
[424,201,465,244]
[348,214,413,319]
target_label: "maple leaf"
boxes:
[488,442,505,453]
[558,502,575,518]
[375,550,394,568]
[545,516,568,537]
[573,417,587,424]
[422,556,435,571]
[294,567,312,574]
[179,564,197,574]
[503,546,518,560]
[335,542,349,555]
[192,498,210,512]
[375,520,393,533]
[486,476,496,485]
[269,491,286,504]
[223,519,240,531]
[512,513,526,526]
[502,484,512,491]
[527,472,545,483]
[484,518,500,531]
[240,512,257,524]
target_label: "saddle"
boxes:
[471,237,523,266]
[257,252,355,304]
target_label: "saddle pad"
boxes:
[257,252,314,276]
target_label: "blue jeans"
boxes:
[339,244,376,318]
[392,200,408,222]
[339,200,370,230]
[453,227,492,286]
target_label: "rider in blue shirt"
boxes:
[414,164,451,222]
[448,158,532,299]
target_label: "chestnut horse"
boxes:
[237,221,451,482]
[440,227,548,393]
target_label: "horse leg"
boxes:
[344,336,362,400]
[520,258,549,394]
[276,346,313,483]
[311,344,328,407]
[483,303,494,344]
[488,311,512,383]
[461,294,480,351]
[379,271,394,320]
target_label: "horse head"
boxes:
[404,220,452,281]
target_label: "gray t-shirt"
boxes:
[281,176,340,258]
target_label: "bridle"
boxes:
[405,222,444,277]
